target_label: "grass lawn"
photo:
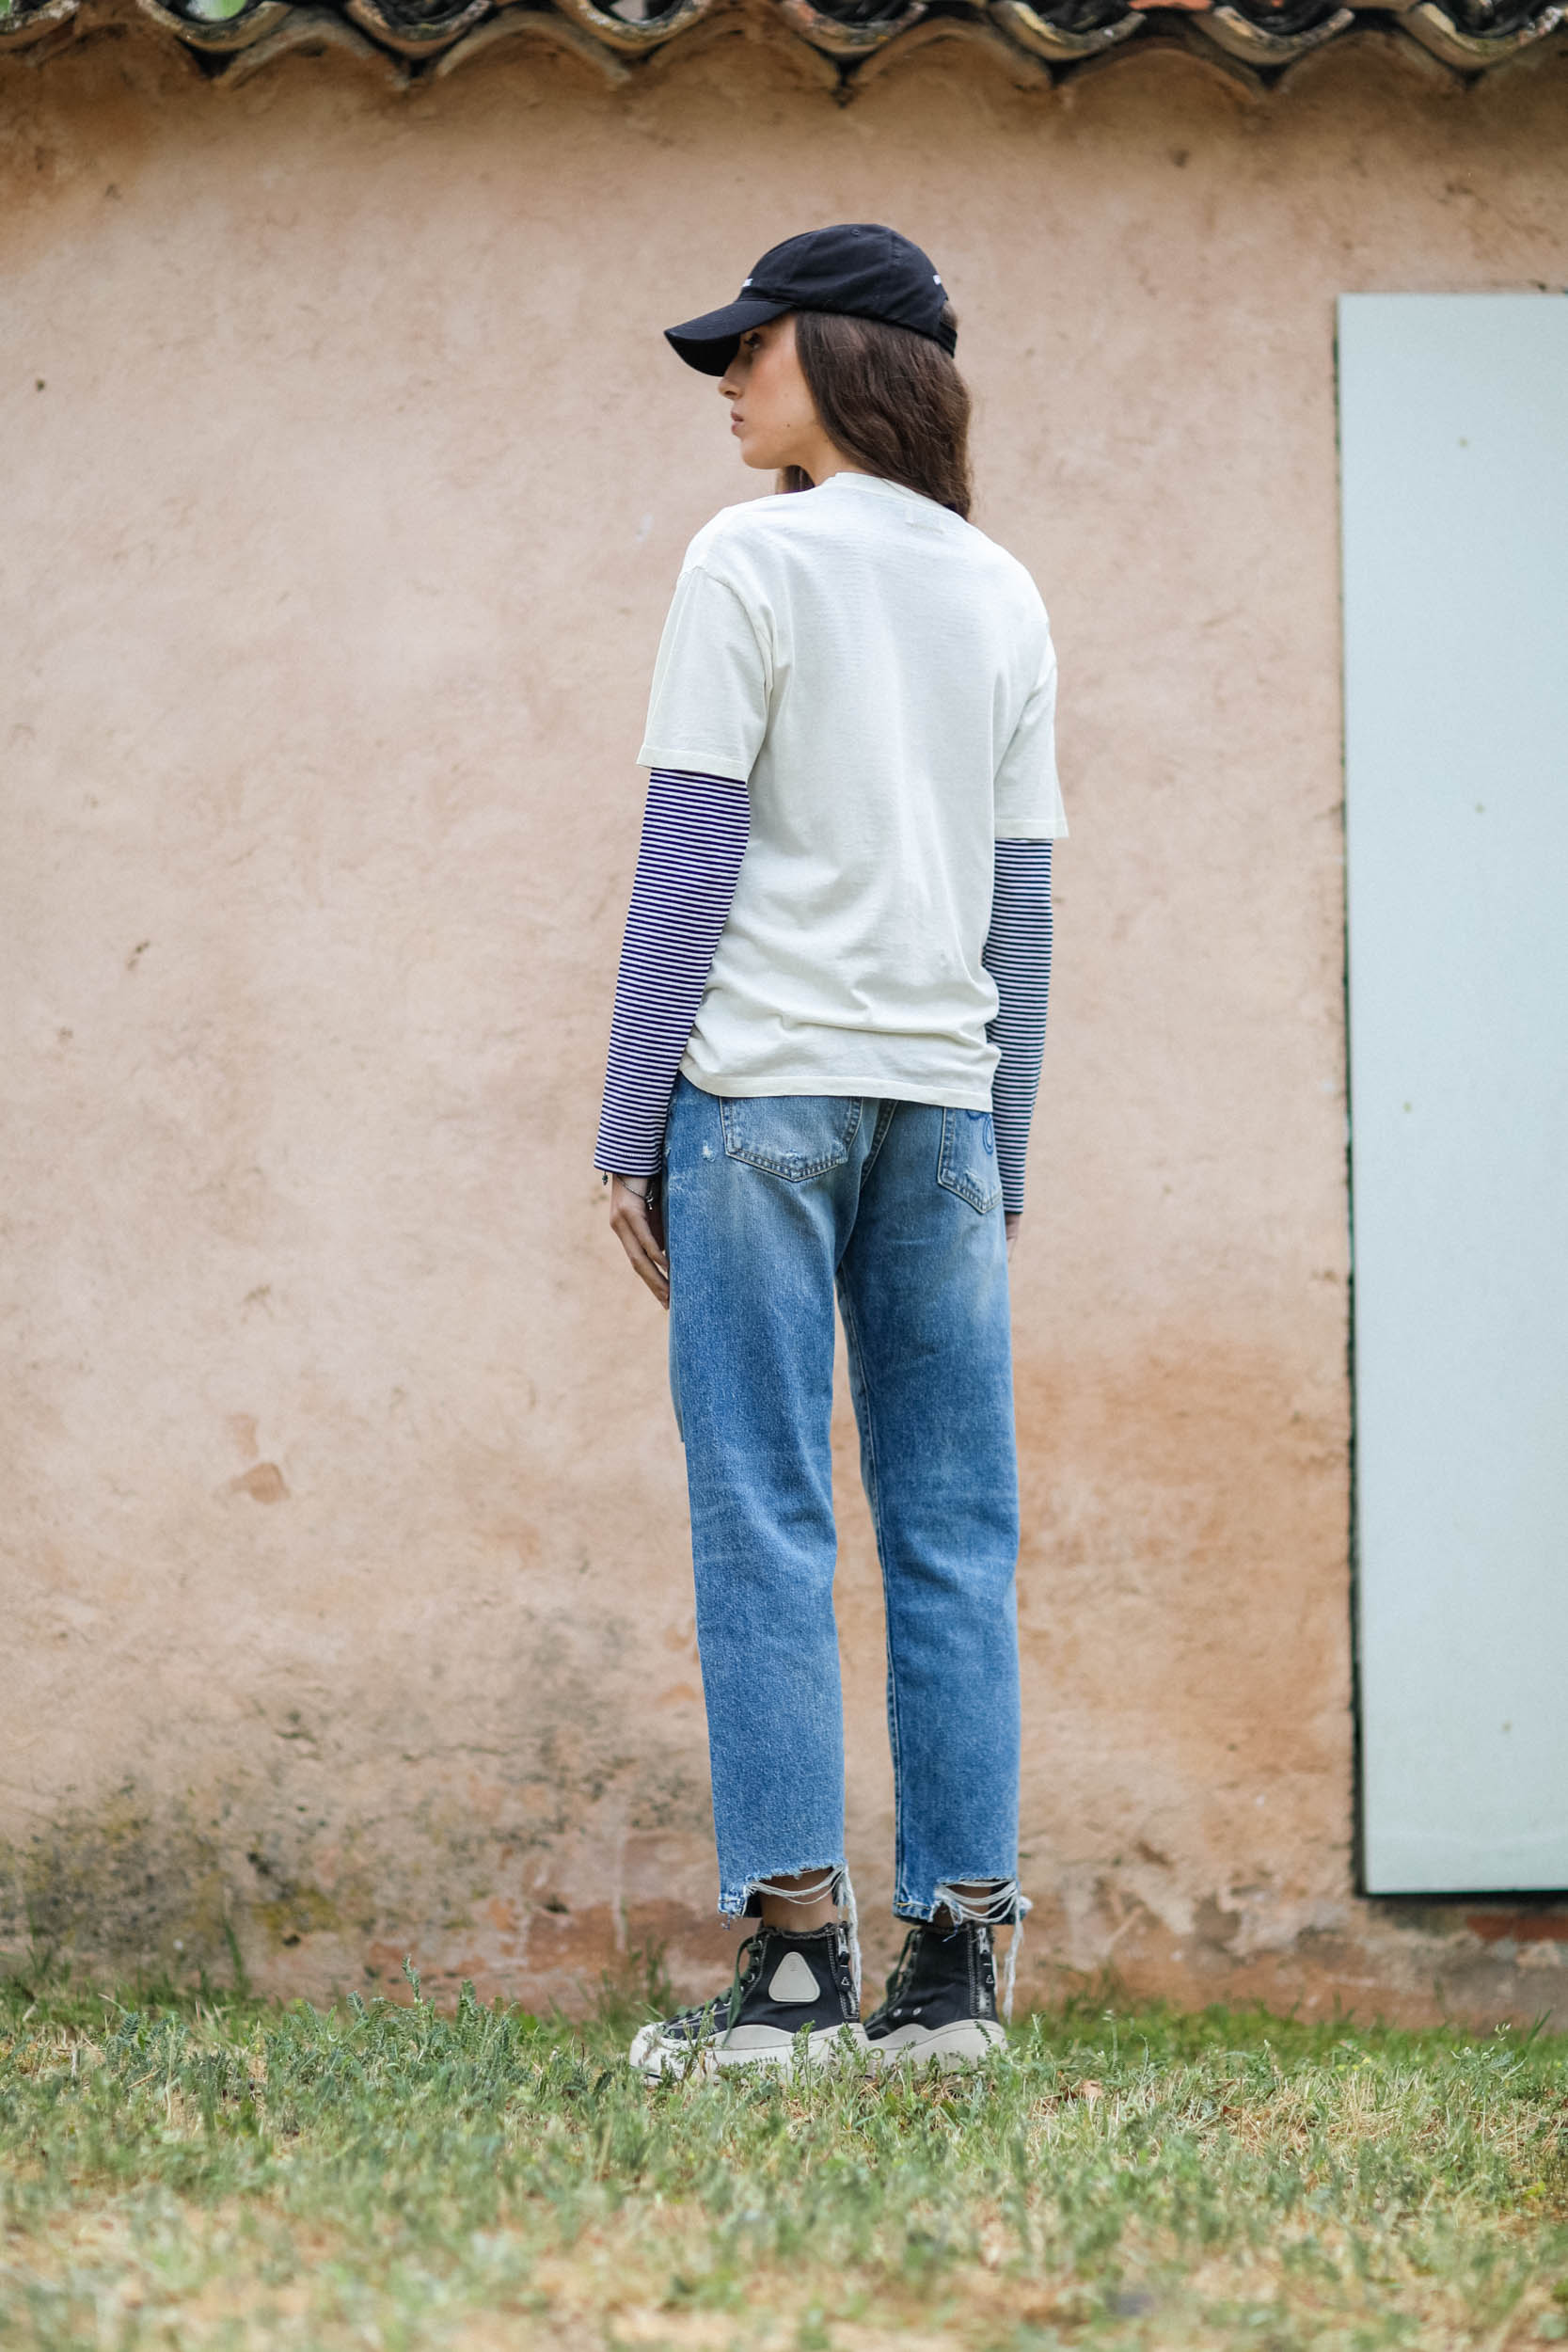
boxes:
[2,1953,1565,2350]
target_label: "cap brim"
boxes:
[664,294,792,376]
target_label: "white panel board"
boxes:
[1339,293,1568,1894]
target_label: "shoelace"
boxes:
[657,1933,761,2045]
[722,1932,762,2038]
[879,1926,922,2018]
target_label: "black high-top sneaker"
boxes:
[628,1921,867,2079]
[863,1920,1006,2070]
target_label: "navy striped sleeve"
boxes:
[594,768,750,1181]
[983,838,1053,1216]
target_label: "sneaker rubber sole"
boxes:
[629,2021,869,2080]
[866,2017,1006,2071]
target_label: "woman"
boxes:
[594,224,1066,2076]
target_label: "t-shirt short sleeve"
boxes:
[636,560,771,781]
[992,628,1069,841]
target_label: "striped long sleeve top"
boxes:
[982,836,1054,1215]
[594,770,751,1182]
[594,771,1053,1214]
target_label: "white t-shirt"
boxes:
[638,469,1068,1111]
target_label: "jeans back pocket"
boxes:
[937,1105,1002,1214]
[720,1094,862,1182]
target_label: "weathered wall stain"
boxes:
[0,1789,234,1972]
[5,1788,1566,2025]
[225,1461,290,1503]
[3,33,1566,2026]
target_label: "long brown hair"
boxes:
[777,305,972,519]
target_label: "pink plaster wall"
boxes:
[3,23,1567,2023]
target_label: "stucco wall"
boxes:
[4,23,1566,2024]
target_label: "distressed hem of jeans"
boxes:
[720,1863,862,2009]
[895,1877,1031,2023]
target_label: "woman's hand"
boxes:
[609,1175,670,1309]
[1006,1211,1022,1263]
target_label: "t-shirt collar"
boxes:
[816,468,945,515]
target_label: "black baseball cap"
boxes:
[664,223,956,376]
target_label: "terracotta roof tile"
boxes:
[1,0,1560,84]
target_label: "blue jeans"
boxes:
[662,1074,1022,1924]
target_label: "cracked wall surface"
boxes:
[3,30,1567,2023]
